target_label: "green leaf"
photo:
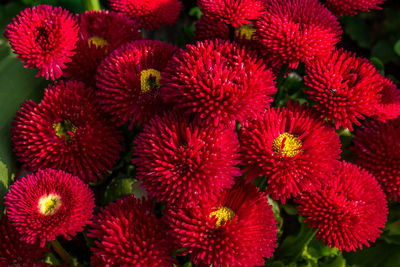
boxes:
[394,40,400,57]
[188,6,202,20]
[370,57,385,75]
[371,40,397,65]
[44,253,62,266]
[342,16,371,49]
[103,176,139,204]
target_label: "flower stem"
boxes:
[51,239,74,265]
[81,0,101,11]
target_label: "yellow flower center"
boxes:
[38,194,62,216]
[272,132,303,158]
[140,69,161,93]
[209,206,235,227]
[235,24,256,40]
[88,36,109,49]
[53,120,77,141]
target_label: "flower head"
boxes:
[239,102,341,203]
[373,76,400,122]
[4,169,95,247]
[165,181,278,266]
[255,0,342,68]
[109,0,182,30]
[352,118,400,201]
[132,112,241,207]
[88,195,176,266]
[161,40,276,127]
[96,40,178,127]
[326,0,387,16]
[198,0,265,27]
[64,10,140,85]
[304,49,383,130]
[4,5,78,80]
[12,80,123,183]
[296,162,388,252]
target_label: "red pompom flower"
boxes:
[4,169,95,247]
[239,102,341,203]
[373,76,400,121]
[296,162,388,252]
[88,195,176,266]
[326,0,387,16]
[109,0,182,30]
[304,49,383,130]
[161,40,276,127]
[65,10,141,85]
[96,40,178,127]
[12,80,123,183]
[352,118,400,201]
[132,112,241,207]
[4,5,78,80]
[255,0,342,68]
[166,181,278,267]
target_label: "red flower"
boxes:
[304,49,383,130]
[4,169,95,247]
[64,10,141,85]
[87,195,176,266]
[326,0,387,16]
[198,0,265,27]
[132,112,241,207]
[161,40,276,127]
[96,40,178,127]
[12,80,123,183]
[165,181,278,266]
[239,102,341,203]
[296,162,388,252]
[109,0,182,30]
[373,76,400,122]
[352,118,400,201]
[4,5,78,80]
[255,0,342,68]
[0,216,48,266]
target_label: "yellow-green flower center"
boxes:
[53,120,77,141]
[38,194,62,216]
[140,69,161,93]
[209,206,235,227]
[235,24,256,40]
[272,132,303,158]
[88,36,109,49]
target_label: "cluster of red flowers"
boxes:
[1,0,397,265]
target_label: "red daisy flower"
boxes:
[255,0,342,68]
[4,5,78,80]
[64,10,141,85]
[0,216,48,266]
[373,76,400,122]
[132,112,241,207]
[326,0,387,16]
[304,49,383,130]
[87,195,176,266]
[96,40,178,127]
[109,0,182,30]
[296,162,388,252]
[4,169,95,247]
[239,102,341,203]
[197,0,265,27]
[352,118,400,201]
[160,40,276,127]
[165,181,278,266]
[12,80,123,183]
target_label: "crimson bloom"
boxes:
[0,216,48,266]
[4,169,95,247]
[87,195,176,266]
[96,40,178,127]
[255,0,342,68]
[373,76,400,122]
[109,0,182,30]
[65,10,140,85]
[161,40,276,127]
[326,0,387,16]
[296,162,388,252]
[198,0,265,27]
[132,112,241,207]
[239,102,341,203]
[4,5,78,80]
[352,118,400,201]
[304,49,383,130]
[12,80,123,183]
[165,181,278,267]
